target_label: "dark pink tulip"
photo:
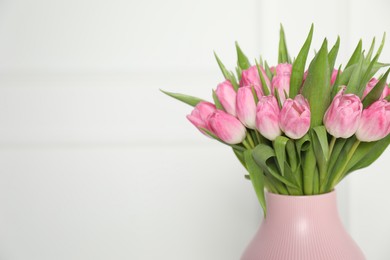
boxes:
[356,100,390,142]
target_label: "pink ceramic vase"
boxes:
[241,190,365,260]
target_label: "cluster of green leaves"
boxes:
[161,25,390,216]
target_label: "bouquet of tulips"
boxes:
[162,25,390,215]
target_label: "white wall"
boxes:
[0,0,389,259]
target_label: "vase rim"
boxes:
[266,189,336,199]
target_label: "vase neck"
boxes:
[265,191,340,224]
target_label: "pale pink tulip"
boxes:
[272,63,292,104]
[186,101,217,134]
[207,110,247,144]
[355,100,390,142]
[362,78,389,99]
[256,96,282,140]
[323,89,362,138]
[279,94,311,139]
[236,86,257,129]
[240,65,271,93]
[215,80,237,116]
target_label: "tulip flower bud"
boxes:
[271,63,292,104]
[236,86,257,129]
[355,100,390,142]
[330,69,339,85]
[256,96,282,141]
[240,65,271,92]
[323,89,363,138]
[186,101,217,135]
[207,110,247,144]
[279,94,311,139]
[362,78,389,99]
[215,80,237,116]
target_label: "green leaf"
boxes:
[328,36,340,72]
[264,61,273,80]
[310,127,329,191]
[286,140,298,172]
[289,24,314,98]
[212,90,224,110]
[235,41,251,70]
[233,148,247,169]
[345,39,362,69]
[345,55,364,95]
[330,65,343,99]
[327,138,347,175]
[255,59,270,95]
[346,134,390,173]
[214,52,230,79]
[278,24,291,63]
[326,137,356,189]
[229,71,240,91]
[274,87,283,108]
[301,39,331,127]
[295,134,311,160]
[365,37,376,63]
[375,32,386,59]
[301,136,317,195]
[273,136,290,176]
[362,68,390,108]
[160,89,205,107]
[356,54,380,97]
[244,150,267,216]
[235,68,242,83]
[252,144,299,189]
[283,162,301,195]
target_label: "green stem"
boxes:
[242,139,252,150]
[329,139,360,188]
[328,136,336,159]
[250,129,259,145]
[255,130,262,144]
[246,133,255,148]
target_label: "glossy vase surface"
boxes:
[241,190,365,260]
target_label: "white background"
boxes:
[0,0,389,259]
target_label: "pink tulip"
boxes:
[186,101,217,135]
[207,110,247,144]
[240,65,271,93]
[279,94,311,139]
[215,80,237,116]
[355,100,390,142]
[330,69,339,85]
[362,78,389,99]
[323,88,362,138]
[256,96,282,140]
[272,63,292,104]
[236,86,257,129]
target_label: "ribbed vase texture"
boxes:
[241,191,365,260]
